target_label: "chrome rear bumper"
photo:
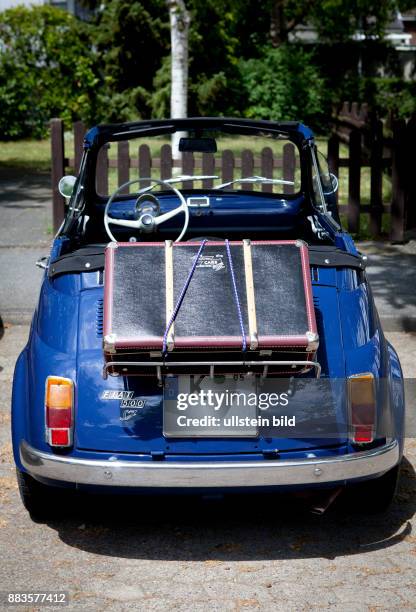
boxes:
[20,439,399,489]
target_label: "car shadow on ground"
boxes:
[45,456,416,561]
[0,167,50,206]
[367,254,416,315]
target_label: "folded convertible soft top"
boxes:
[48,243,366,280]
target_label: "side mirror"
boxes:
[58,175,77,198]
[323,173,339,195]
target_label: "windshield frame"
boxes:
[61,118,316,235]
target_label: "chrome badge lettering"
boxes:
[101,390,135,401]
[101,390,146,410]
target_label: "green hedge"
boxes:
[1,4,415,140]
[0,5,99,139]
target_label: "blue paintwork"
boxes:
[11,119,405,492]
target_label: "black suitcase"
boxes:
[103,240,319,378]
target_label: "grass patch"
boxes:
[339,212,391,240]
[0,138,51,171]
[0,132,75,172]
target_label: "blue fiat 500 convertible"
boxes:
[12,118,404,519]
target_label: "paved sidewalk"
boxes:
[358,240,416,332]
[0,168,51,323]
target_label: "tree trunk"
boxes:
[167,0,190,162]
[270,0,288,47]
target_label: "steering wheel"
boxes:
[104,177,189,243]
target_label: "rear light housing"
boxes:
[348,373,376,444]
[45,376,74,448]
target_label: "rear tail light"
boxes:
[45,376,74,447]
[348,373,376,444]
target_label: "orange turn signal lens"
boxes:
[46,376,73,409]
[348,373,376,444]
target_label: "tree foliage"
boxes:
[93,0,167,96]
[0,0,415,139]
[239,46,327,125]
[0,5,99,138]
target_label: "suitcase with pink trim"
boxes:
[103,240,318,378]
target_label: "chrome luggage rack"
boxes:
[103,359,321,383]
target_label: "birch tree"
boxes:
[167,0,190,160]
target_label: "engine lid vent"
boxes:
[96,299,103,337]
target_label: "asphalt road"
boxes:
[1,170,416,610]
[0,169,50,323]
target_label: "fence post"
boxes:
[222,150,234,189]
[241,150,254,190]
[160,144,173,181]
[390,118,407,242]
[406,114,416,231]
[182,152,194,189]
[73,120,86,173]
[369,118,383,238]
[118,141,130,193]
[282,143,295,195]
[202,152,215,188]
[138,144,151,188]
[50,118,65,232]
[348,128,361,234]
[96,144,109,195]
[261,147,273,193]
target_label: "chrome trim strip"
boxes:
[20,439,399,489]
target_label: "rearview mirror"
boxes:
[179,138,217,153]
[58,175,77,198]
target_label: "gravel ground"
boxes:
[0,324,415,611]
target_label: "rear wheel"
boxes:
[16,469,68,521]
[345,464,401,514]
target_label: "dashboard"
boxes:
[98,191,305,237]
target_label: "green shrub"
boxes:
[369,77,416,118]
[239,45,328,128]
[0,5,99,139]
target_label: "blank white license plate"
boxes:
[163,374,259,438]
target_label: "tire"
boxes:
[345,464,401,514]
[16,469,68,521]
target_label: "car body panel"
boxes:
[11,118,405,493]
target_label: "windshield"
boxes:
[94,128,302,197]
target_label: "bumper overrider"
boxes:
[20,439,399,489]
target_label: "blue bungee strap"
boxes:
[162,239,247,355]
[162,240,207,355]
[225,239,247,352]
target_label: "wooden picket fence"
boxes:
[51,110,416,242]
[328,102,415,242]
